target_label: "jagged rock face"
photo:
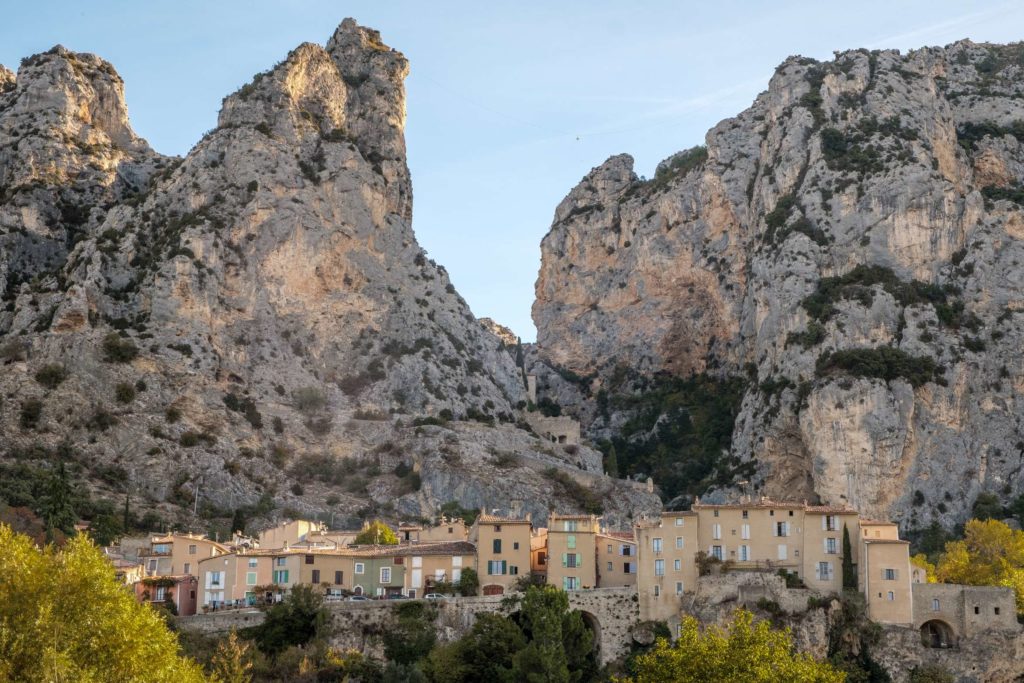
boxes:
[534,41,1024,528]
[0,21,659,527]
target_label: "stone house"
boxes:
[134,574,198,616]
[595,531,638,588]
[139,533,229,579]
[546,513,601,591]
[470,513,532,595]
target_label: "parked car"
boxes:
[386,593,408,600]
[424,593,449,600]
[348,595,369,601]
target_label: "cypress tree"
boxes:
[604,445,619,479]
[42,462,75,539]
[842,523,856,589]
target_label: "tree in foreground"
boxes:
[933,518,1024,614]
[354,519,399,545]
[209,629,253,683]
[0,524,206,682]
[622,609,845,683]
[245,584,328,657]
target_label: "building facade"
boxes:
[546,514,600,591]
[139,534,228,578]
[470,513,532,595]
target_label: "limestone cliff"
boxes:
[534,41,1024,530]
[0,21,659,530]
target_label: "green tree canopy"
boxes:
[0,524,206,682]
[354,519,399,545]
[245,584,328,657]
[623,609,844,683]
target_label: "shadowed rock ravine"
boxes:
[0,19,659,529]
[532,41,1024,530]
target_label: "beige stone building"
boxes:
[596,531,638,588]
[139,533,229,578]
[635,498,910,625]
[470,513,532,595]
[257,519,322,549]
[546,513,600,591]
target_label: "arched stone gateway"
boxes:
[920,619,956,649]
[578,610,602,657]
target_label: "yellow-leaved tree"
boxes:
[934,518,1024,614]
[353,519,399,545]
[622,609,845,683]
[0,524,207,682]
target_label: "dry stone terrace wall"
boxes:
[177,587,639,665]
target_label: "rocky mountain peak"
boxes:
[532,40,1024,529]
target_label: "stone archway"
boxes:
[920,619,956,649]
[578,610,602,657]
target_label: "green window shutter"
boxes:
[562,553,568,567]
[502,560,507,574]
[577,555,582,569]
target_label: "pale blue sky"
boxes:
[2,1,1022,340]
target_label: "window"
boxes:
[825,515,838,531]
[739,545,749,561]
[777,544,788,560]
[788,511,794,517]
[712,524,722,540]
[380,567,391,584]
[932,598,940,611]
[305,555,314,564]
[607,561,613,571]
[652,538,663,553]
[335,571,343,585]
[995,607,1001,615]
[653,585,661,597]
[674,559,681,571]
[674,518,684,526]
[494,525,501,532]
[567,535,576,549]
[974,606,980,614]
[563,520,577,532]
[493,539,502,554]
[775,522,788,537]
[355,563,365,575]
[624,562,635,574]
[211,571,222,586]
[488,560,508,575]
[675,582,684,595]
[711,545,723,561]
[675,537,683,550]
[562,577,580,590]
[246,572,257,586]
[825,537,838,554]
[621,544,633,556]
[655,559,665,576]
[393,557,404,565]
[742,510,749,519]
[563,553,581,569]
[887,591,895,601]
[770,510,775,516]
[276,557,286,567]
[272,570,289,584]
[817,562,833,581]
[538,552,547,566]
[741,524,750,540]
[513,542,520,550]
[510,565,519,575]
[189,544,197,555]
[713,509,719,517]
[184,563,190,575]
[312,569,320,584]
[883,568,897,580]
[155,586,166,601]
[248,558,258,568]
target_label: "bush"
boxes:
[165,407,182,423]
[20,399,43,429]
[114,383,136,404]
[544,467,603,514]
[88,408,118,432]
[816,347,941,388]
[101,333,138,363]
[292,387,327,414]
[34,364,68,389]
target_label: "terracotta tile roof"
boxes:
[549,513,599,521]
[476,514,532,525]
[344,541,478,558]
[692,498,861,516]
[599,531,636,542]
[804,505,860,514]
[863,538,909,544]
[859,519,898,525]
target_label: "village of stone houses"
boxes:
[6,5,1024,682]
